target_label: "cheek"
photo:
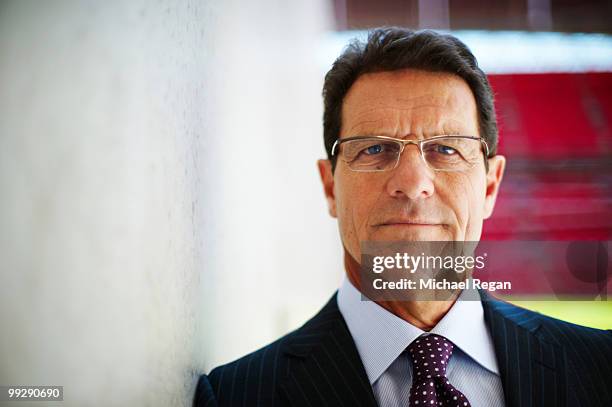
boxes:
[337,182,363,232]
[335,173,380,239]
[441,172,486,237]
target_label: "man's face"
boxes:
[318,69,505,261]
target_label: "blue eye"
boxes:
[365,144,384,155]
[435,144,457,155]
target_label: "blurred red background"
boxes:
[483,72,612,241]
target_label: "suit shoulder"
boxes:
[194,374,217,407]
[205,294,340,405]
[204,331,295,406]
[484,293,612,354]
[536,310,612,348]
[208,329,295,384]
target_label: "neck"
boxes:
[344,248,457,331]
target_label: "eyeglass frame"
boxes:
[330,134,491,173]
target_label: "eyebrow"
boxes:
[346,131,469,139]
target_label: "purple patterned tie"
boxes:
[407,334,471,407]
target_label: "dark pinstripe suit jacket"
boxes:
[195,290,612,407]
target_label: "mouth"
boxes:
[374,220,444,227]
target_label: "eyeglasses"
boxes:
[331,135,490,172]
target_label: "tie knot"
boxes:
[407,334,454,378]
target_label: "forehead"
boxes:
[340,69,479,138]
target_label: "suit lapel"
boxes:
[279,293,378,407]
[480,290,568,407]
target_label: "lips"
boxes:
[375,219,442,226]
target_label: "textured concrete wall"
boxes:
[0,1,333,406]
[0,1,215,405]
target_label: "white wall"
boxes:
[0,0,337,405]
[197,0,341,373]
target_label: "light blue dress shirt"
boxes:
[337,277,506,407]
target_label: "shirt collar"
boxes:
[429,284,500,376]
[337,276,500,385]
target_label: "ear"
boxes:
[483,155,506,219]
[317,159,337,218]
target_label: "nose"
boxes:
[385,144,435,200]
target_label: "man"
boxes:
[195,28,612,407]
